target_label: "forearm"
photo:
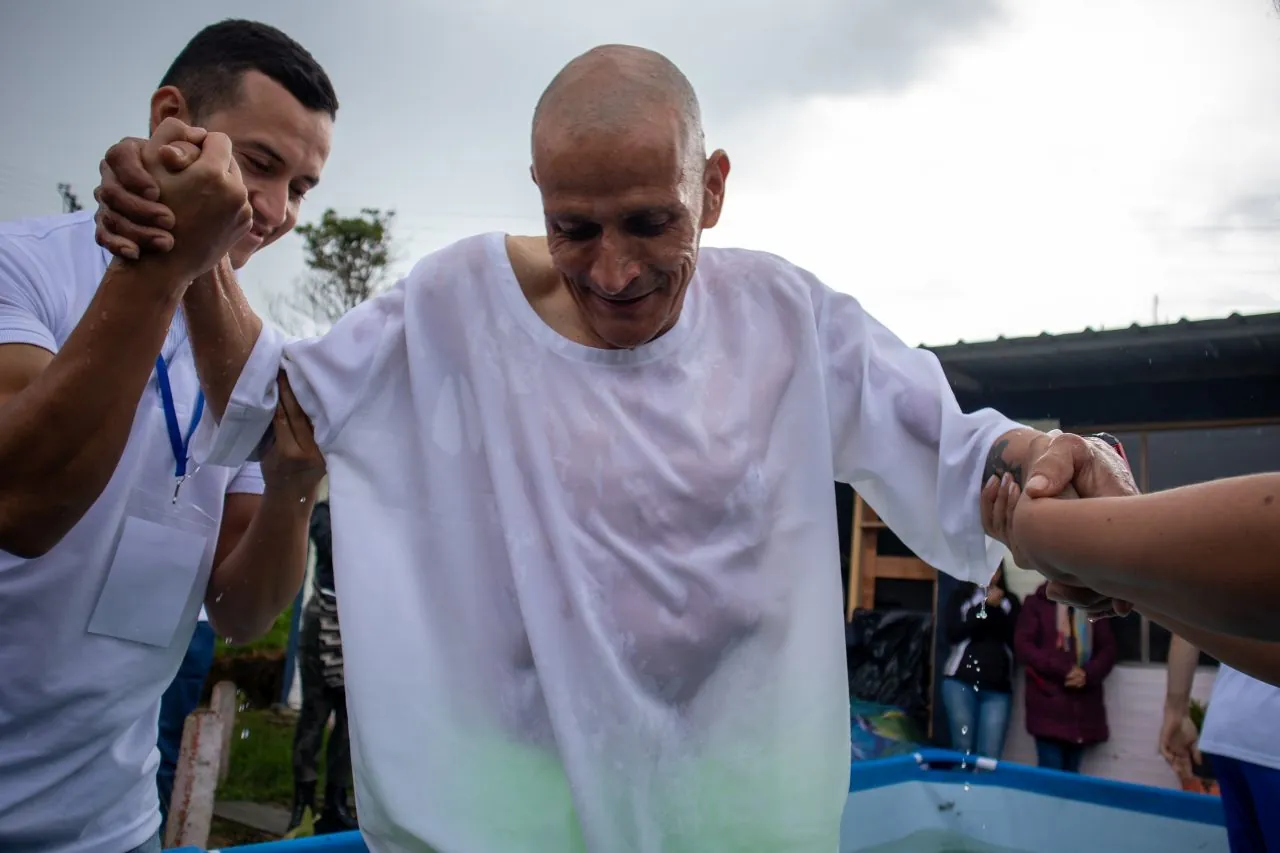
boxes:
[183,257,263,421]
[0,260,184,556]
[1017,475,1280,641]
[1148,609,1280,691]
[1163,633,1201,715]
[205,486,317,642]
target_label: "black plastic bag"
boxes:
[845,609,933,731]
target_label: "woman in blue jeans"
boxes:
[940,566,1019,759]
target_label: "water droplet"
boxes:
[977,586,989,619]
[963,782,972,792]
[214,593,224,603]
[960,725,969,736]
[240,728,250,740]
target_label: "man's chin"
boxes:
[227,246,254,270]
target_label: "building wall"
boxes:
[1001,663,1218,789]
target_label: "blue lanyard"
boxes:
[154,355,205,479]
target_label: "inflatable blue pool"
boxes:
[189,750,1227,852]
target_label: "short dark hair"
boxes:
[159,19,338,120]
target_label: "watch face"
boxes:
[1091,432,1129,464]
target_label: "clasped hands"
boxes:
[982,431,1139,619]
[94,119,325,497]
[94,117,251,281]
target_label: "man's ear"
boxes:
[700,150,731,230]
[149,86,191,135]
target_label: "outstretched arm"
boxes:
[1012,473,1280,642]
[814,278,1133,585]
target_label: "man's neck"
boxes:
[504,235,607,349]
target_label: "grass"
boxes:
[219,708,336,807]
[217,606,295,659]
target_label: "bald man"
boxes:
[96,45,1133,853]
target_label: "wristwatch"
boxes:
[1085,431,1128,465]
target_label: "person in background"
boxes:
[155,608,217,832]
[287,500,356,834]
[1015,581,1116,773]
[1161,634,1280,853]
[940,563,1019,759]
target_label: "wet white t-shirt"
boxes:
[0,212,263,853]
[205,233,1018,853]
[1199,665,1280,772]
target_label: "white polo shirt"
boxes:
[1199,665,1280,772]
[0,212,263,853]
[208,233,1019,852]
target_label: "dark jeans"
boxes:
[940,677,1011,759]
[1209,752,1280,853]
[156,620,216,830]
[1035,737,1086,773]
[293,611,352,787]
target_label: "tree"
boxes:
[274,208,395,333]
[57,183,82,213]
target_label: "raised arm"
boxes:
[0,123,249,557]
[96,134,407,467]
[1011,473,1280,642]
[96,135,263,423]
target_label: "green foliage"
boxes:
[277,207,396,331]
[218,708,331,805]
[216,605,294,659]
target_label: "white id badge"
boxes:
[87,486,216,648]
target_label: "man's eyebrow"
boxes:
[547,211,592,224]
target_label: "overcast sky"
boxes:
[3,0,1279,345]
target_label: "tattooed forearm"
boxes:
[982,438,1024,486]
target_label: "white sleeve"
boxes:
[0,236,63,353]
[195,282,407,467]
[226,461,265,495]
[817,283,1022,584]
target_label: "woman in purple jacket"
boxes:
[1015,581,1118,773]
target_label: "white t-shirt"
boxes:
[0,212,263,853]
[207,233,1019,853]
[1199,665,1280,772]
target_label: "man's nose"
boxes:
[592,234,643,296]
[248,180,290,230]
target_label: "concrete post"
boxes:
[164,709,224,850]
[210,680,238,785]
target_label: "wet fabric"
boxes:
[202,233,1019,852]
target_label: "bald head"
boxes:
[532,45,705,170]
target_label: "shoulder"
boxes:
[698,246,824,293]
[696,246,846,325]
[0,211,98,265]
[403,232,504,289]
[0,211,101,293]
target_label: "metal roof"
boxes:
[924,311,1280,394]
